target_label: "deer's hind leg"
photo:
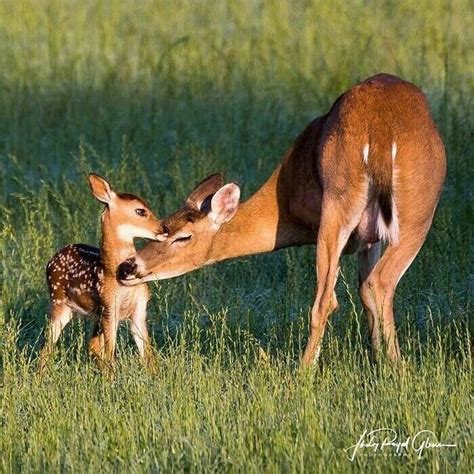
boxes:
[359,150,443,361]
[38,303,73,373]
[301,194,366,367]
[89,317,105,369]
[359,228,430,361]
[358,242,382,355]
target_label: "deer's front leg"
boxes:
[102,312,118,360]
[130,293,155,369]
[99,298,119,378]
[88,317,107,371]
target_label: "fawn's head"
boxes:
[118,173,241,283]
[88,174,162,242]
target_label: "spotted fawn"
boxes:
[39,174,163,373]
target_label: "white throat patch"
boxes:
[116,224,155,242]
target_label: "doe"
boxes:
[118,74,447,366]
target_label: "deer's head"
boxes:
[117,173,241,283]
[89,173,163,242]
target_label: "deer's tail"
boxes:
[367,142,399,245]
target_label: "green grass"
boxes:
[0,0,472,472]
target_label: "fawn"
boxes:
[39,174,163,373]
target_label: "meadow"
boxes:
[0,0,472,472]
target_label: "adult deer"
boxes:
[118,74,446,365]
[40,174,162,374]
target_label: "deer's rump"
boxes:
[313,73,445,247]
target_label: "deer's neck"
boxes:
[100,221,137,274]
[207,165,311,264]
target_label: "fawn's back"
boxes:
[46,243,103,315]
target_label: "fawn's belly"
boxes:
[67,281,149,320]
[66,286,100,315]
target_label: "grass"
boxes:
[0,0,472,472]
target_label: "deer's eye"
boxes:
[135,208,147,217]
[172,235,192,244]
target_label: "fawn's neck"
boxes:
[100,219,137,275]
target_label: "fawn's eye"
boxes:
[135,208,147,217]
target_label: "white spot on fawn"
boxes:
[362,143,369,164]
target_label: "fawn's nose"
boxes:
[117,258,138,281]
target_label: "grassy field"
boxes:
[0,0,472,472]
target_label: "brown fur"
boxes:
[119,74,446,365]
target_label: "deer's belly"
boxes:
[66,287,99,315]
[64,280,149,319]
[356,199,380,244]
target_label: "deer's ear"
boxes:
[88,173,116,204]
[209,183,240,226]
[186,173,224,211]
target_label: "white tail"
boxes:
[376,196,400,245]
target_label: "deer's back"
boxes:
[46,244,103,314]
[319,74,445,176]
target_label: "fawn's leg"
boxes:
[38,304,73,373]
[100,297,119,378]
[88,317,107,371]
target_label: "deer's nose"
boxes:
[155,224,169,241]
[117,258,137,281]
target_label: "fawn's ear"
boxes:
[88,173,116,204]
[186,173,224,211]
[208,183,240,226]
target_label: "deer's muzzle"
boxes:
[117,258,138,282]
